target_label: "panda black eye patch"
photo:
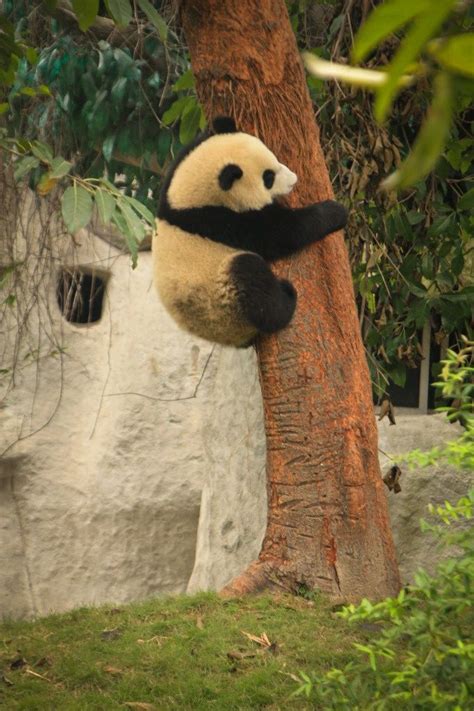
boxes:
[218,163,243,191]
[263,169,275,189]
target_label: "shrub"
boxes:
[294,490,474,709]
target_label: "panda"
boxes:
[153,116,347,347]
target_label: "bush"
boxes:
[294,491,474,709]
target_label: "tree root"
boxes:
[219,559,291,597]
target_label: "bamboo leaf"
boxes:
[61,183,93,233]
[431,34,474,78]
[72,0,99,31]
[104,0,132,28]
[353,0,430,62]
[304,54,413,89]
[137,0,168,42]
[382,72,453,191]
[375,0,457,122]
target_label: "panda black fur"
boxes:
[153,116,347,347]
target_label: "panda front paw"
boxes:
[279,278,297,302]
[317,200,348,233]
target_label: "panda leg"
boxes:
[230,253,297,334]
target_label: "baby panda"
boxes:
[153,116,347,347]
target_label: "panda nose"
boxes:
[277,164,298,193]
[279,164,297,183]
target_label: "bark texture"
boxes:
[181,0,401,601]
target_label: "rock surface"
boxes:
[379,414,473,584]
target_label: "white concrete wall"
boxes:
[0,197,266,619]
[1,193,471,619]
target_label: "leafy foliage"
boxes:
[291,0,473,400]
[305,0,474,191]
[399,339,473,469]
[0,1,204,266]
[162,69,206,144]
[0,132,153,267]
[294,489,474,709]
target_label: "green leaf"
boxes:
[407,299,429,328]
[161,96,192,125]
[173,68,194,92]
[118,199,146,243]
[102,134,116,163]
[30,140,53,165]
[112,209,138,268]
[382,72,453,191]
[406,281,428,299]
[458,188,474,212]
[156,130,172,166]
[126,196,154,224]
[137,0,168,42]
[14,156,39,181]
[389,363,407,388]
[353,0,430,62]
[421,253,434,280]
[111,76,127,103]
[179,104,201,144]
[72,0,99,31]
[431,34,474,78]
[25,47,38,65]
[95,188,115,224]
[20,87,37,97]
[104,0,132,28]
[0,102,9,114]
[375,0,457,122]
[451,252,465,276]
[49,157,73,179]
[61,184,93,233]
[406,209,425,225]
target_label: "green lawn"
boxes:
[0,592,364,710]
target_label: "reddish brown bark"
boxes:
[181,0,400,601]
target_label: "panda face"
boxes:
[166,133,297,213]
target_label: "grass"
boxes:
[0,592,365,710]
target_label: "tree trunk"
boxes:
[180,0,400,602]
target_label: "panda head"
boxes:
[165,117,297,213]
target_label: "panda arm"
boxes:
[238,200,348,261]
[160,199,347,261]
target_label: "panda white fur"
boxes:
[153,116,347,347]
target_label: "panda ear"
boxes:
[212,116,238,134]
[218,163,243,191]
